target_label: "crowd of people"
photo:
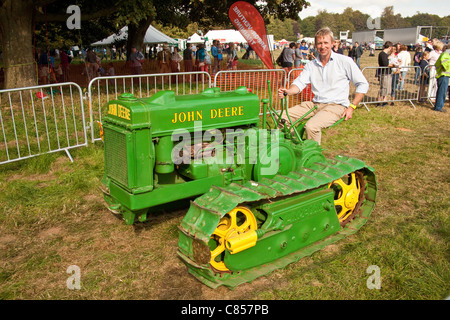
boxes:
[376,38,449,112]
[179,40,239,74]
[32,40,245,86]
[277,38,369,73]
[31,35,449,114]
[277,27,449,147]
[36,48,73,85]
[277,35,449,113]
[121,40,244,75]
[277,40,315,72]
[35,47,116,85]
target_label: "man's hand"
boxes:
[278,88,288,99]
[342,107,354,121]
[278,85,300,99]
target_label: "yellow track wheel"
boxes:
[209,206,257,272]
[329,172,365,226]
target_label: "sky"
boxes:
[297,0,450,20]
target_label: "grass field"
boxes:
[0,53,449,300]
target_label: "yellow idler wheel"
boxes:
[329,172,364,226]
[209,206,257,272]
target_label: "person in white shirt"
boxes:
[369,42,376,56]
[428,40,444,98]
[397,45,412,90]
[277,27,369,145]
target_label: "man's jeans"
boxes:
[414,66,421,84]
[391,73,400,98]
[399,71,407,90]
[435,76,449,111]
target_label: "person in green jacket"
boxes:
[434,45,450,112]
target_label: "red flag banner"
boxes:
[229,1,274,70]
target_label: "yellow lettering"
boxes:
[171,110,204,124]
[115,105,130,120]
[171,112,178,123]
[209,106,245,120]
[108,104,117,116]
[168,106,247,123]
[187,111,194,122]
[124,107,130,120]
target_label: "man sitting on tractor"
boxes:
[278,27,369,145]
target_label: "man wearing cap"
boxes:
[277,27,369,145]
[299,40,309,60]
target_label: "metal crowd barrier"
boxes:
[0,82,87,165]
[87,71,212,142]
[212,68,320,114]
[286,68,314,109]
[360,66,422,109]
[213,69,287,113]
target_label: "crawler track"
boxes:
[178,155,377,288]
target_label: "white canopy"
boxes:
[299,37,314,44]
[187,33,205,43]
[91,25,177,46]
[144,25,177,44]
[91,27,128,46]
[204,30,247,44]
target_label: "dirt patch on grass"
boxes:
[5,171,57,182]
[38,227,65,240]
[0,234,17,252]
[395,127,413,132]
[4,156,71,183]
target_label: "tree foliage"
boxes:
[0,0,310,86]
[297,6,449,39]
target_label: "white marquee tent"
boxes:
[91,27,128,46]
[187,33,205,43]
[144,25,177,44]
[299,37,315,44]
[91,25,177,46]
[203,30,247,44]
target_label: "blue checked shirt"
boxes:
[291,51,369,107]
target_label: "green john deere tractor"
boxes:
[100,84,377,288]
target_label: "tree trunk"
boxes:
[126,17,153,60]
[0,0,37,89]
